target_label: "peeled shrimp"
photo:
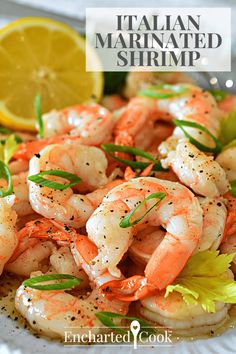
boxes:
[161,139,229,197]
[123,71,194,98]
[42,103,113,143]
[0,196,18,275]
[101,95,127,111]
[138,290,229,336]
[115,84,221,151]
[14,104,114,161]
[0,171,33,217]
[86,177,203,298]
[28,142,121,227]
[196,197,227,252]
[15,271,129,339]
[129,227,164,266]
[216,146,236,182]
[220,193,236,273]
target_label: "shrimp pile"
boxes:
[1,72,236,342]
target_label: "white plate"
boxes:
[1,312,236,354]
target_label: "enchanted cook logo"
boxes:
[64,320,172,348]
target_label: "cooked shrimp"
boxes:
[0,171,33,217]
[216,146,236,182]
[6,240,55,277]
[123,72,194,98]
[138,290,229,335]
[86,177,203,299]
[115,84,221,151]
[102,95,127,111]
[28,142,122,227]
[15,271,129,339]
[161,139,229,197]
[196,197,227,252]
[0,195,18,275]
[129,227,164,265]
[49,246,89,289]
[220,192,236,273]
[14,104,114,161]
[9,159,29,174]
[5,218,70,276]
[42,103,113,143]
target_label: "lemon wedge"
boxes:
[0,17,103,131]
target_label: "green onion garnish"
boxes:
[23,274,82,290]
[139,84,187,99]
[120,192,166,228]
[0,161,13,197]
[28,170,81,190]
[101,144,166,172]
[35,94,43,138]
[173,119,222,154]
[208,89,227,102]
[95,311,156,336]
[230,180,236,197]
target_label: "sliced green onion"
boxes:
[28,170,81,190]
[230,180,236,197]
[95,311,156,336]
[173,119,222,154]
[23,274,82,290]
[139,84,187,99]
[0,161,13,197]
[102,144,167,172]
[35,94,43,138]
[120,192,166,228]
[208,89,227,102]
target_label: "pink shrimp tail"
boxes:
[100,275,156,301]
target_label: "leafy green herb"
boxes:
[165,251,236,313]
[0,134,19,165]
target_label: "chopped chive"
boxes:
[120,192,166,228]
[95,311,156,336]
[230,180,236,197]
[28,170,81,190]
[101,144,167,172]
[139,84,187,99]
[35,94,43,138]
[0,161,13,197]
[173,119,222,154]
[23,274,82,290]
[208,89,227,102]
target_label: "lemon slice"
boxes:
[0,17,103,131]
